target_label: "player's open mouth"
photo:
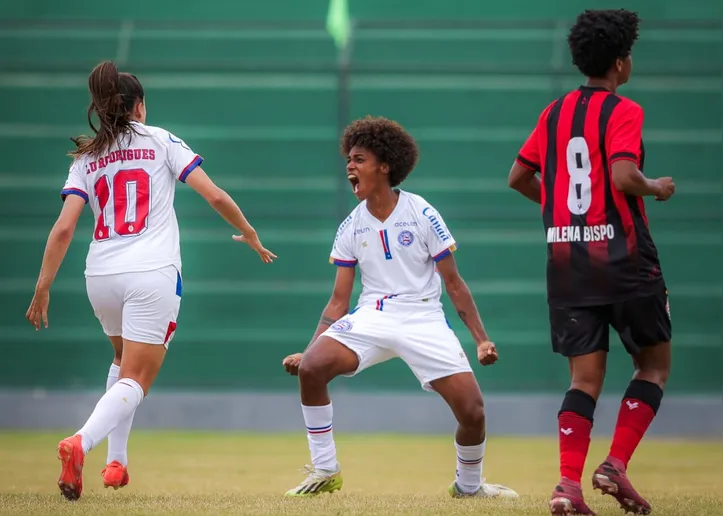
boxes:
[348,174,360,194]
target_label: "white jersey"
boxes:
[60,121,203,276]
[330,190,458,313]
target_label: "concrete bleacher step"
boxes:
[0,177,717,226]
[0,134,719,190]
[1,329,718,392]
[351,27,721,74]
[0,83,336,126]
[2,215,718,282]
[0,280,715,336]
[1,78,718,129]
[1,24,719,74]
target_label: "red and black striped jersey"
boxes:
[516,85,664,307]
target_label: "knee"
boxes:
[634,367,669,389]
[570,369,605,400]
[633,362,670,389]
[458,399,485,430]
[298,355,331,386]
[632,342,671,389]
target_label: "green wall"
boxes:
[0,2,720,394]
[1,0,721,21]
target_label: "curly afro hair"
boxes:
[341,116,419,187]
[568,9,640,79]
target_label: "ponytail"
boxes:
[70,61,145,159]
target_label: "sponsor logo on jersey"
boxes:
[422,207,451,242]
[394,221,418,227]
[398,230,414,247]
[354,227,371,235]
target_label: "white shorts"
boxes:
[85,265,182,348]
[321,305,473,392]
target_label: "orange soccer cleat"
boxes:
[57,434,85,501]
[101,460,130,489]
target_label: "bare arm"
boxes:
[607,103,674,200]
[27,194,85,330]
[304,266,356,351]
[436,254,498,365]
[435,254,489,344]
[185,166,255,236]
[36,195,85,291]
[611,160,663,197]
[185,167,276,262]
[282,266,355,374]
[508,161,542,204]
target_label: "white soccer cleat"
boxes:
[284,464,344,497]
[448,478,520,499]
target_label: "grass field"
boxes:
[0,431,721,515]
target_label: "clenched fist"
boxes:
[282,353,303,376]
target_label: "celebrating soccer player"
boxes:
[25,60,276,501]
[281,116,518,500]
[508,9,675,516]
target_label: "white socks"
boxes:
[106,363,120,391]
[302,403,338,472]
[455,439,486,494]
[105,363,136,466]
[77,377,144,455]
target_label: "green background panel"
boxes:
[0,1,719,394]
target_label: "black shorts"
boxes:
[549,283,672,357]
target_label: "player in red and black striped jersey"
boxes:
[508,9,675,516]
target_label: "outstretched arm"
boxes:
[185,166,276,263]
[27,195,85,329]
[435,253,498,366]
[282,265,356,374]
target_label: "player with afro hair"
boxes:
[341,115,419,190]
[509,8,675,516]
[568,9,640,87]
[280,116,519,500]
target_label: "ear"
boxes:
[133,98,145,119]
[615,58,624,72]
[380,163,390,175]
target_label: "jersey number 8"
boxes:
[94,168,151,241]
[566,137,592,216]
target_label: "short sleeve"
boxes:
[60,161,89,204]
[516,124,541,172]
[607,102,644,166]
[165,131,204,183]
[329,215,357,267]
[420,205,457,262]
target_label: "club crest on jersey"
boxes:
[330,319,353,332]
[398,230,414,247]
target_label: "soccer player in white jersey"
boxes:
[24,61,276,501]
[281,116,518,499]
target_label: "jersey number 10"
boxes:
[94,169,150,241]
